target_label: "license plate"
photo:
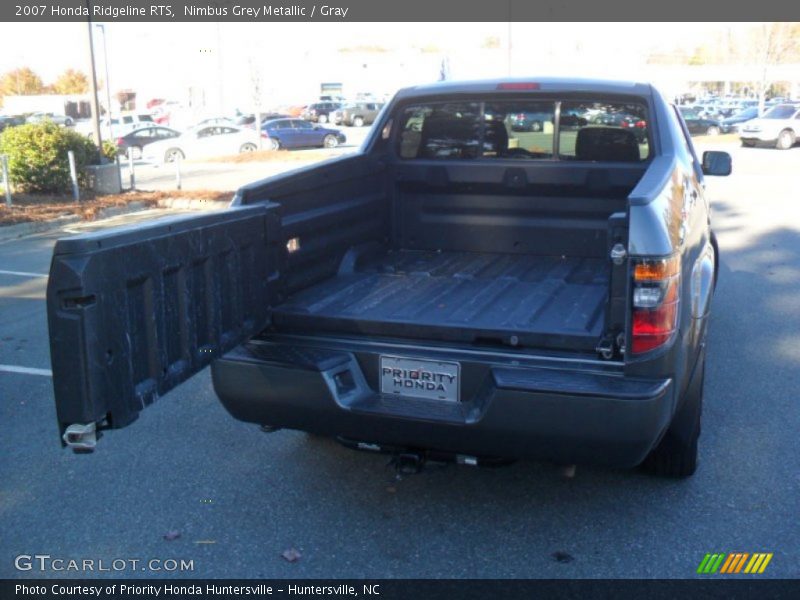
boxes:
[380,356,460,402]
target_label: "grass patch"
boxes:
[0,190,233,227]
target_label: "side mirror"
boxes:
[701,151,732,176]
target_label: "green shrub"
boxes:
[0,122,101,193]
[102,139,118,162]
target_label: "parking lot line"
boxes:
[0,269,48,278]
[0,364,52,377]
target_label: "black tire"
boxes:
[268,138,280,151]
[353,116,364,127]
[776,129,795,150]
[239,142,257,153]
[640,350,704,478]
[323,134,339,148]
[318,114,328,124]
[531,120,543,132]
[706,126,720,136]
[65,118,74,127]
[164,148,184,163]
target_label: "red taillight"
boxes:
[497,82,540,90]
[116,137,124,146]
[635,120,647,128]
[631,256,680,354]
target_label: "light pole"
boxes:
[96,24,113,130]
[84,0,104,159]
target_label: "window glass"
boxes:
[122,116,133,124]
[763,105,796,119]
[397,102,481,159]
[486,101,555,158]
[292,120,313,129]
[138,115,154,122]
[559,101,650,161]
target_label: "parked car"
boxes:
[26,112,73,126]
[678,107,722,136]
[590,111,648,142]
[46,78,732,480]
[141,125,264,163]
[719,107,760,134]
[331,102,384,127]
[75,113,156,138]
[261,118,346,149]
[739,103,800,149]
[0,115,26,131]
[508,110,552,132]
[116,126,181,159]
[301,102,343,124]
[234,113,290,128]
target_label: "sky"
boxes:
[0,22,761,113]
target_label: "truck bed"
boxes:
[272,249,610,351]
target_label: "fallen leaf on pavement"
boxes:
[551,551,574,563]
[282,548,302,563]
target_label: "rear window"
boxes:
[559,101,650,161]
[397,99,649,161]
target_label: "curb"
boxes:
[156,198,231,210]
[0,215,81,243]
[0,197,230,242]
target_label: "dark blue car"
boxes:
[262,118,346,150]
[719,107,760,133]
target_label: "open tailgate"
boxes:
[46,204,281,449]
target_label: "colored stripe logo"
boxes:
[697,553,773,574]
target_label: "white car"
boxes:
[75,113,156,139]
[142,125,264,163]
[739,103,800,149]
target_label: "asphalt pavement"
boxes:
[0,141,798,579]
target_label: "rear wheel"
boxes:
[531,120,543,132]
[239,142,257,153]
[318,114,328,124]
[323,134,339,148]
[640,351,704,478]
[353,116,364,127]
[706,125,720,136]
[776,129,795,150]
[164,148,184,163]
[268,138,280,151]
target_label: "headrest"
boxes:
[575,127,640,162]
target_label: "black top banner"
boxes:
[2,0,799,22]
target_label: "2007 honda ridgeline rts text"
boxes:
[46,78,732,477]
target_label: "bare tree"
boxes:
[747,23,800,113]
[248,57,263,149]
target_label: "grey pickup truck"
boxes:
[46,78,731,477]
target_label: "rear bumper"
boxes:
[211,337,675,468]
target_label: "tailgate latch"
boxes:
[62,422,98,452]
[610,243,627,265]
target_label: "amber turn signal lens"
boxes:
[634,256,680,282]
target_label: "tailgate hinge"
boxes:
[62,422,98,452]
